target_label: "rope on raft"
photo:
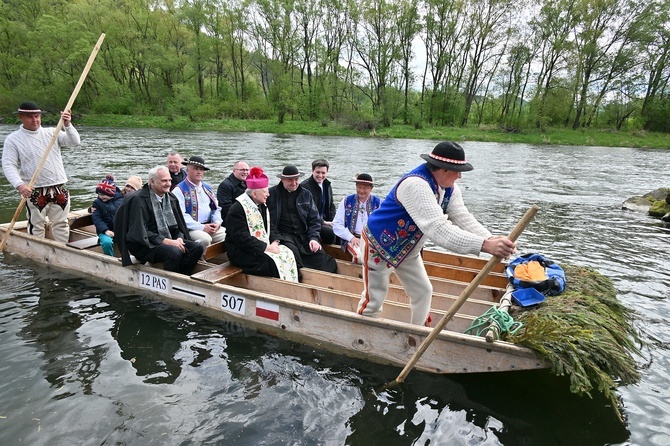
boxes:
[465,306,523,337]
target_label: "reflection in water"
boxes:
[110,300,188,384]
[18,265,107,398]
[346,371,629,446]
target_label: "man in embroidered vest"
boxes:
[115,165,203,275]
[300,159,337,244]
[174,156,226,249]
[267,165,338,274]
[217,160,249,224]
[358,141,517,326]
[333,173,381,264]
[167,151,186,190]
[2,101,80,243]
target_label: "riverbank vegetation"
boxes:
[76,114,670,148]
[1,0,670,144]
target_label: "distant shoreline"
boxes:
[3,114,669,149]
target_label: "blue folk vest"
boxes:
[364,164,451,267]
[340,194,381,251]
[176,180,217,222]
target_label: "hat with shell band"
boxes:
[15,101,46,114]
[276,165,305,179]
[420,141,473,172]
[184,155,210,170]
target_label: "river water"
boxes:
[0,124,668,445]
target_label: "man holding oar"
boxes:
[358,141,516,326]
[2,101,80,243]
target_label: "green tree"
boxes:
[639,0,670,130]
[460,0,516,126]
[421,0,468,125]
[528,0,579,128]
[498,42,534,129]
[395,0,420,125]
[350,0,402,127]
[568,0,642,129]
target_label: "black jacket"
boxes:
[300,176,336,221]
[266,182,321,242]
[225,200,280,268]
[115,184,192,266]
[217,173,246,221]
[91,188,123,234]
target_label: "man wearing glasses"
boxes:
[217,160,249,224]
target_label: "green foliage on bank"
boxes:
[1,0,670,136]
[70,114,670,149]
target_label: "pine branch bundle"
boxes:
[508,264,642,420]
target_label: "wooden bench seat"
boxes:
[204,240,227,261]
[67,236,100,250]
[191,261,243,283]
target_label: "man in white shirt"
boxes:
[2,101,80,243]
[174,156,226,249]
[332,173,381,263]
[359,141,516,326]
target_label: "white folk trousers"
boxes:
[358,233,433,326]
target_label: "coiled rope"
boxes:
[465,306,523,337]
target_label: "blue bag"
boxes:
[505,253,566,296]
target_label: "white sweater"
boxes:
[396,177,491,256]
[2,124,80,188]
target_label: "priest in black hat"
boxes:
[266,165,337,275]
[2,101,80,243]
[357,141,516,326]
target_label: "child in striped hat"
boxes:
[91,174,123,255]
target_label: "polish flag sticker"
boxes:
[256,300,280,321]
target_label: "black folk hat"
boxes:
[353,173,374,186]
[420,141,474,172]
[184,155,210,170]
[15,101,46,114]
[277,165,305,179]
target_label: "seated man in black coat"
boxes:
[300,158,337,244]
[115,165,203,275]
[225,166,298,281]
[266,165,337,274]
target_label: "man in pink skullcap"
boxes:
[225,167,298,281]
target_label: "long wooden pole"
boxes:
[0,33,105,252]
[390,204,538,385]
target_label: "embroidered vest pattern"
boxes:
[340,194,381,251]
[364,164,451,267]
[177,181,217,221]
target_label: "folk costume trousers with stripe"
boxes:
[358,233,433,326]
[26,185,70,243]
